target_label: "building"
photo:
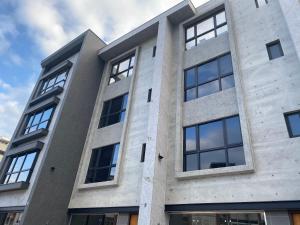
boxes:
[0,138,9,162]
[0,0,300,224]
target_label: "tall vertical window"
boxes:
[99,94,128,128]
[85,144,120,183]
[2,152,37,184]
[285,111,300,138]
[255,0,268,8]
[109,54,135,84]
[40,71,68,95]
[183,115,245,171]
[23,106,55,135]
[184,53,234,101]
[266,40,284,60]
[185,10,227,50]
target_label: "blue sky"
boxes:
[0,0,207,139]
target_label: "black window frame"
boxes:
[185,9,227,50]
[285,111,300,138]
[266,39,284,60]
[99,93,128,128]
[39,70,69,96]
[184,52,234,102]
[183,115,244,171]
[109,54,135,85]
[85,143,120,184]
[1,151,39,185]
[255,0,268,8]
[23,106,56,135]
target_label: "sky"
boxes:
[0,0,208,139]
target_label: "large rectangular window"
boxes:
[2,151,38,184]
[185,10,227,50]
[285,111,300,138]
[23,106,55,135]
[109,54,135,84]
[85,143,119,183]
[184,53,234,101]
[183,115,245,171]
[70,214,117,225]
[99,94,128,128]
[40,71,68,95]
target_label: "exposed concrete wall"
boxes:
[20,31,106,225]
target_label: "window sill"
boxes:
[0,182,29,192]
[12,129,48,147]
[78,180,118,190]
[29,86,63,107]
[175,165,254,180]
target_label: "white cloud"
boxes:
[0,78,35,138]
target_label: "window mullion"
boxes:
[197,125,201,170]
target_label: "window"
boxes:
[266,40,284,60]
[183,115,245,171]
[99,94,128,128]
[255,0,268,8]
[147,89,152,102]
[109,54,135,84]
[152,46,156,57]
[85,144,119,183]
[184,53,234,101]
[185,10,227,50]
[23,106,55,135]
[141,143,146,162]
[0,212,23,225]
[285,111,300,138]
[70,214,117,225]
[2,152,37,184]
[40,71,68,95]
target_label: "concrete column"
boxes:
[137,17,174,225]
[265,211,292,225]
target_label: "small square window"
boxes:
[285,111,300,138]
[266,40,284,60]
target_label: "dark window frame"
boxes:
[183,115,244,171]
[141,143,146,162]
[255,0,268,8]
[285,111,300,138]
[99,93,128,128]
[185,9,227,50]
[266,39,284,60]
[152,46,156,57]
[85,143,120,184]
[147,89,152,102]
[23,106,56,135]
[1,151,39,185]
[109,54,135,85]
[184,52,234,102]
[39,70,69,96]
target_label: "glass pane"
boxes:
[87,215,104,225]
[109,77,116,84]
[102,102,110,116]
[116,71,127,81]
[28,125,38,133]
[226,116,243,145]
[99,146,114,167]
[269,43,283,59]
[198,60,218,84]
[219,54,233,75]
[221,75,235,90]
[85,169,95,183]
[228,146,245,166]
[38,121,48,129]
[47,77,56,87]
[185,126,197,151]
[200,150,226,169]
[185,153,198,171]
[196,17,214,35]
[185,88,197,101]
[122,94,128,110]
[119,111,126,122]
[8,173,18,183]
[8,158,16,172]
[95,168,110,182]
[89,149,100,168]
[110,96,123,113]
[107,113,121,126]
[216,11,226,25]
[17,171,30,182]
[196,31,215,45]
[41,108,53,121]
[186,27,195,40]
[56,72,66,83]
[22,152,36,170]
[128,68,133,76]
[216,24,228,35]
[130,55,135,67]
[199,120,224,150]
[4,174,10,184]
[288,113,300,137]
[185,68,196,88]
[118,58,130,72]
[109,167,116,179]
[26,115,34,128]
[31,112,42,125]
[70,215,88,225]
[257,0,267,6]
[112,64,118,75]
[41,81,48,92]
[198,80,219,97]
[186,40,196,50]
[112,144,119,164]
[13,156,25,172]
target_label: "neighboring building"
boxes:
[0,0,300,225]
[0,138,9,162]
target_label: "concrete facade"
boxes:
[0,0,300,225]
